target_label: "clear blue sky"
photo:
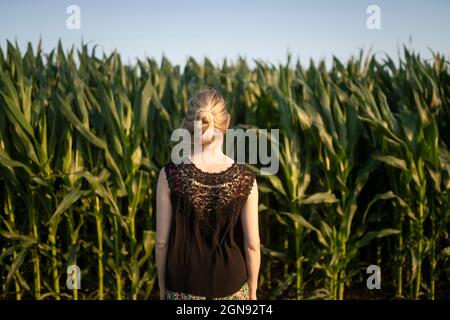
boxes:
[1,0,449,67]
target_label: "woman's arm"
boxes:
[241,179,260,300]
[155,168,173,300]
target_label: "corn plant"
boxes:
[1,41,449,300]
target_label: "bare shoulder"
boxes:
[157,165,170,189]
[159,160,175,179]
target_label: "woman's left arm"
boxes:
[155,168,173,300]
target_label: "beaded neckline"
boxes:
[164,159,256,221]
[186,161,237,176]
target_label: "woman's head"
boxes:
[181,88,230,145]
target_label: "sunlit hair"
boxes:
[181,88,230,145]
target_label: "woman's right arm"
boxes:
[241,179,260,300]
[155,168,173,300]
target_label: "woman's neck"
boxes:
[190,136,231,165]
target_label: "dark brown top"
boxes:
[163,159,257,298]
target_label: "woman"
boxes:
[155,88,260,300]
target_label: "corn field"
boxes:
[0,41,449,300]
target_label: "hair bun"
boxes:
[197,107,214,125]
[181,88,230,145]
[196,108,215,143]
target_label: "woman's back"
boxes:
[163,159,256,298]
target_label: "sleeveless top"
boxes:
[163,159,257,298]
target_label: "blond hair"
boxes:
[181,88,230,145]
